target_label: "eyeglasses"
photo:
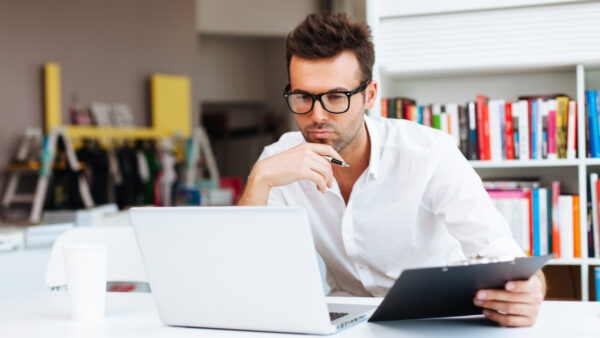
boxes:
[283,80,370,115]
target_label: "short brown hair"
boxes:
[285,12,374,83]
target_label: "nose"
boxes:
[310,99,329,124]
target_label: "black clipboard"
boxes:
[368,254,553,322]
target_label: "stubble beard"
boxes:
[299,113,364,153]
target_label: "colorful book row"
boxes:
[381,94,578,161]
[484,180,580,258]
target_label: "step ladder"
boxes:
[2,127,95,223]
[184,126,219,187]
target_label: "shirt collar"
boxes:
[364,115,381,180]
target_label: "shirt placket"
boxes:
[340,170,377,295]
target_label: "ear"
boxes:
[364,80,378,110]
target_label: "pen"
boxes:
[322,156,350,168]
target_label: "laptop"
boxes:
[129,206,376,335]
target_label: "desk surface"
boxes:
[1,292,599,337]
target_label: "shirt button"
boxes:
[358,264,365,270]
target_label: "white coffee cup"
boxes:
[63,243,107,321]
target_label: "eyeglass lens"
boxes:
[288,92,349,114]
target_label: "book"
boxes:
[539,188,549,256]
[505,102,515,160]
[586,90,600,158]
[556,96,569,158]
[518,100,530,160]
[476,94,490,160]
[551,181,561,258]
[432,104,442,130]
[547,99,557,160]
[489,100,503,161]
[511,102,520,160]
[541,100,549,159]
[567,100,577,159]
[467,101,478,160]
[532,189,540,255]
[531,99,538,159]
[596,178,600,258]
[488,189,531,253]
[559,195,574,259]
[573,195,580,258]
[381,98,389,118]
[590,173,598,257]
[458,105,469,157]
[595,267,600,301]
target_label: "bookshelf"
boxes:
[368,0,600,301]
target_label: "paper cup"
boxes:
[63,243,107,321]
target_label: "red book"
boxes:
[551,181,561,258]
[527,189,533,256]
[476,94,489,160]
[505,102,515,160]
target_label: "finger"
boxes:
[303,168,328,193]
[505,276,540,293]
[476,289,539,304]
[473,299,539,317]
[482,309,536,327]
[306,156,334,188]
[305,143,345,163]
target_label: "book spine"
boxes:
[551,181,561,258]
[458,105,468,157]
[541,100,548,159]
[528,189,533,256]
[505,102,515,160]
[499,101,506,160]
[573,195,580,258]
[548,100,557,159]
[519,101,530,160]
[448,103,460,147]
[532,189,540,256]
[468,102,478,160]
[432,104,442,130]
[476,95,489,160]
[592,173,600,258]
[512,102,520,160]
[596,178,600,257]
[381,98,388,118]
[531,100,538,160]
[559,195,574,259]
[567,101,577,159]
[556,96,569,158]
[547,187,553,254]
[595,267,600,301]
[389,98,397,119]
[489,101,502,161]
[586,91,600,158]
[539,188,548,256]
[417,105,424,125]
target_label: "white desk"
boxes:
[1,292,599,337]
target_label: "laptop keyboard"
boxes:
[329,312,349,321]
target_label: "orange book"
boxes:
[573,195,580,258]
[381,98,388,118]
[551,181,561,258]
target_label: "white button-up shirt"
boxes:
[257,115,524,297]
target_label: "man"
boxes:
[238,12,545,327]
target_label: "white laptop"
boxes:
[129,206,376,335]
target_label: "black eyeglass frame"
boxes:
[282,80,370,115]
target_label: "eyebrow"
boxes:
[290,86,350,94]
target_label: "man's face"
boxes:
[288,50,376,152]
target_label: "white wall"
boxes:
[196,0,321,37]
[379,0,583,17]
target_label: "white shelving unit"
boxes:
[367,0,600,300]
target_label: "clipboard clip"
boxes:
[454,253,516,266]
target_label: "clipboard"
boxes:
[368,254,553,322]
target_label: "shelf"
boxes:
[546,258,600,266]
[63,126,168,139]
[469,159,580,169]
